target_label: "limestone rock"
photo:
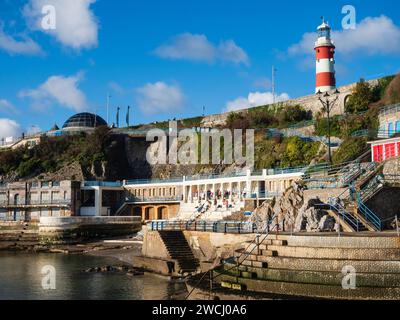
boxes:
[251,182,338,233]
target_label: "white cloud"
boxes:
[289,15,400,57]
[136,81,185,115]
[0,99,19,114]
[217,40,250,65]
[0,24,43,56]
[224,92,290,112]
[0,119,22,140]
[19,72,88,112]
[23,0,99,50]
[154,33,249,65]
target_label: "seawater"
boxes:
[0,252,186,300]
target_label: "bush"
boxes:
[281,137,320,167]
[375,75,395,100]
[254,136,320,170]
[314,116,342,137]
[226,112,251,129]
[277,105,312,125]
[332,137,367,164]
[228,105,312,130]
[345,79,379,114]
[0,126,112,179]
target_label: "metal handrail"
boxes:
[0,199,71,206]
[357,197,382,231]
[185,213,278,300]
[359,174,384,202]
[325,199,360,231]
[379,102,400,116]
[150,220,258,234]
[83,181,123,187]
[125,177,183,185]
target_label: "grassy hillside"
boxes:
[1,74,398,181]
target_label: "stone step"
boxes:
[158,230,199,274]
[243,240,287,252]
[234,249,277,264]
[276,235,400,249]
[251,256,400,274]
[267,245,400,261]
[221,263,400,288]
[170,256,197,260]
[214,271,400,300]
[165,245,193,250]
[241,260,268,268]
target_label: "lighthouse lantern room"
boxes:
[315,18,336,93]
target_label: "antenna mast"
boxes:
[272,66,277,104]
[106,94,111,126]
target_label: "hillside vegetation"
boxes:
[0,127,125,181]
[1,74,399,181]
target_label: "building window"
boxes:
[41,182,50,188]
[52,181,60,187]
[388,122,394,137]
[396,121,400,133]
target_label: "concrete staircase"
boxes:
[158,231,199,274]
[177,200,244,222]
[0,222,39,248]
[213,235,400,300]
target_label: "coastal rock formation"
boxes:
[294,199,337,232]
[250,183,338,233]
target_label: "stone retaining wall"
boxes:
[38,216,142,244]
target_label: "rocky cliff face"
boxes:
[249,183,338,233]
[79,135,246,181]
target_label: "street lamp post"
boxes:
[317,89,340,164]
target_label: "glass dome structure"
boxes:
[62,113,107,129]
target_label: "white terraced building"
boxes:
[122,169,304,221]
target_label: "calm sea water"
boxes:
[0,252,186,300]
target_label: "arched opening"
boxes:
[157,207,168,220]
[144,207,155,221]
[132,207,142,217]
[343,94,351,112]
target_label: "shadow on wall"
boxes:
[366,187,400,229]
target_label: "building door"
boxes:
[373,145,383,162]
[13,194,19,221]
[388,122,394,137]
[385,143,396,160]
[157,207,168,220]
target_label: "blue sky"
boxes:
[0,0,400,139]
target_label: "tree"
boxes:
[345,79,379,114]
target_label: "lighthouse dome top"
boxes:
[317,21,331,30]
[317,18,332,39]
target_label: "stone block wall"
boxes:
[200,80,374,128]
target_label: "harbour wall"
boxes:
[0,217,142,248]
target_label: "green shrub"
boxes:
[228,105,312,130]
[254,136,320,170]
[332,137,367,164]
[281,137,320,167]
[345,79,379,114]
[314,116,342,137]
[0,126,112,179]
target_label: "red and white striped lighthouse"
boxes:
[315,18,336,93]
